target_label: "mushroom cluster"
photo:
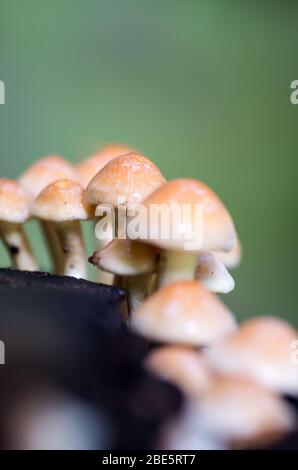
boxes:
[1,143,297,450]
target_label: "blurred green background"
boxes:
[0,0,297,326]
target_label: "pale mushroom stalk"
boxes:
[0,221,37,271]
[157,250,198,288]
[89,238,156,315]
[41,221,65,274]
[18,154,80,274]
[31,179,92,280]
[53,220,87,279]
[125,273,153,314]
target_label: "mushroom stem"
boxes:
[53,221,87,279]
[0,221,38,271]
[41,221,64,274]
[157,250,197,288]
[125,273,152,315]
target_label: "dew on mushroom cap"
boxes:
[193,377,295,448]
[0,179,38,271]
[205,316,298,396]
[130,280,237,346]
[31,179,93,279]
[75,144,134,188]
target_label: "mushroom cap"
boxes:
[139,179,236,253]
[196,251,235,294]
[89,239,157,276]
[206,316,298,396]
[131,281,237,346]
[213,237,242,269]
[31,179,93,222]
[145,346,213,397]
[0,179,33,223]
[75,144,134,187]
[86,153,166,208]
[195,377,295,447]
[18,155,79,198]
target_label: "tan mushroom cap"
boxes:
[0,179,33,223]
[146,346,213,396]
[131,281,237,346]
[19,155,79,198]
[196,251,235,294]
[206,316,298,396]
[89,238,157,276]
[86,153,166,208]
[31,179,93,222]
[75,144,134,188]
[139,179,236,253]
[195,377,295,447]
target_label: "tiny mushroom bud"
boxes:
[31,179,93,279]
[87,153,165,312]
[194,377,295,448]
[131,281,237,346]
[206,316,298,396]
[196,251,235,294]
[0,179,38,271]
[140,179,236,288]
[145,345,213,397]
[75,143,134,188]
[18,155,80,274]
[89,236,158,314]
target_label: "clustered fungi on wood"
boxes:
[0,143,297,450]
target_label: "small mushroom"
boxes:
[89,238,157,314]
[206,316,298,396]
[140,179,236,288]
[31,179,93,279]
[145,345,213,397]
[130,281,237,346]
[193,377,295,448]
[18,155,80,274]
[196,251,235,293]
[87,153,166,310]
[0,179,38,271]
[76,144,134,284]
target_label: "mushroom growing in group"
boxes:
[89,238,157,313]
[139,179,236,288]
[75,144,134,188]
[87,152,166,308]
[205,316,298,396]
[0,179,38,271]
[192,377,295,448]
[76,144,134,284]
[130,281,237,346]
[18,155,80,273]
[31,179,93,279]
